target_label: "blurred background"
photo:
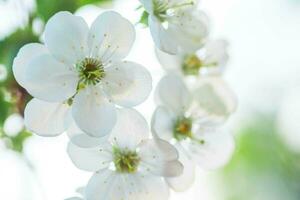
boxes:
[1,0,300,199]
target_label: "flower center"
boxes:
[153,1,168,20]
[113,146,140,173]
[76,58,105,85]
[174,117,193,140]
[153,0,194,21]
[182,54,203,76]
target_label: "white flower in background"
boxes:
[13,11,152,137]
[68,108,183,200]
[32,17,44,36]
[140,0,209,54]
[152,75,236,191]
[156,39,229,76]
[0,64,8,82]
[3,113,24,137]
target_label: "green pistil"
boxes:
[168,1,195,10]
[173,117,206,144]
[153,0,195,20]
[76,58,105,85]
[174,117,193,140]
[182,54,203,76]
[172,116,209,146]
[153,1,168,21]
[113,146,140,173]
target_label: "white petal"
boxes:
[67,121,109,148]
[169,0,198,5]
[187,129,235,170]
[168,10,209,52]
[24,54,78,102]
[67,142,112,172]
[155,48,183,75]
[65,197,83,200]
[88,11,135,64]
[202,39,229,68]
[13,43,48,88]
[86,171,170,200]
[139,0,155,13]
[24,98,72,137]
[139,139,183,177]
[76,187,85,196]
[44,11,89,65]
[166,144,195,192]
[139,139,179,162]
[103,61,152,107]
[72,86,117,137]
[192,77,237,120]
[123,174,170,200]
[151,106,176,141]
[110,108,149,150]
[140,160,183,178]
[149,15,178,54]
[155,75,191,114]
[85,169,117,200]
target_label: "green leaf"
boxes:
[138,10,149,26]
[36,0,113,21]
[35,0,78,21]
[77,0,112,6]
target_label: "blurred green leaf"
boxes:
[77,0,111,6]
[0,27,38,73]
[0,89,11,125]
[10,130,32,153]
[36,0,112,21]
[218,114,300,200]
[35,0,78,21]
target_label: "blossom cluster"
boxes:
[12,0,237,199]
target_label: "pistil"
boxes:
[174,117,193,140]
[113,146,140,173]
[182,54,202,75]
[76,58,105,85]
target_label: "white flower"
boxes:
[0,64,8,82]
[152,75,236,191]
[155,39,229,76]
[3,113,24,137]
[140,0,209,54]
[67,108,183,200]
[13,11,152,137]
